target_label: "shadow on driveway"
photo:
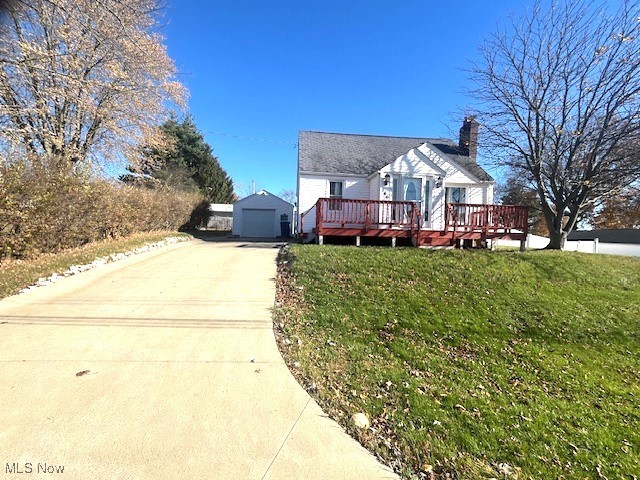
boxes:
[184,229,293,249]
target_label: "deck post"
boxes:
[391,237,396,248]
[519,238,526,251]
[594,238,599,254]
[356,236,361,247]
[364,202,370,228]
[318,235,324,245]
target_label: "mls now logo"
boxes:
[6,462,65,474]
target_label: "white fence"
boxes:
[495,234,640,257]
[205,214,233,230]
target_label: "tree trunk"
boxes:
[540,200,567,250]
[546,199,582,250]
[546,229,567,250]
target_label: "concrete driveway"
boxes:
[0,240,397,479]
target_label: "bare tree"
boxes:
[469,0,640,249]
[235,180,262,199]
[278,188,296,205]
[497,173,549,236]
[0,0,186,170]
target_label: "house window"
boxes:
[405,182,417,201]
[329,181,343,210]
[424,181,430,221]
[446,187,466,204]
[446,187,467,223]
[329,181,343,198]
[391,178,399,222]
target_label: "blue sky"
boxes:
[162,1,525,197]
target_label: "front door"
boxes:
[404,178,422,223]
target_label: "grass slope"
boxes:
[0,231,190,299]
[275,245,640,479]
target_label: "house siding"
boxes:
[298,174,368,234]
[381,148,445,178]
[467,186,484,204]
[486,184,494,204]
[343,177,370,199]
[369,175,380,201]
[417,144,478,183]
[431,188,447,230]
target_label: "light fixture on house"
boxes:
[435,176,443,188]
[383,173,391,186]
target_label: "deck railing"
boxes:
[445,203,529,233]
[315,198,421,229]
[302,198,529,237]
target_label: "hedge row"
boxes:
[0,163,203,259]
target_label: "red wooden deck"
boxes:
[300,198,529,248]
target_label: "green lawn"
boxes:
[274,245,640,479]
[0,231,190,299]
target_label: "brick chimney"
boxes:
[459,116,479,159]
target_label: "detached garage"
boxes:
[232,190,294,238]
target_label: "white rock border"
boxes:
[18,235,190,294]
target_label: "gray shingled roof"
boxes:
[298,131,494,182]
[568,229,640,244]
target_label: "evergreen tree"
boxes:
[127,117,235,203]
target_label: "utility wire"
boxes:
[207,130,297,148]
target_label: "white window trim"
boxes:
[328,180,344,198]
[328,180,344,211]
[445,186,468,204]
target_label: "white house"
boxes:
[232,190,294,238]
[295,118,529,247]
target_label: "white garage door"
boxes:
[242,209,276,237]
